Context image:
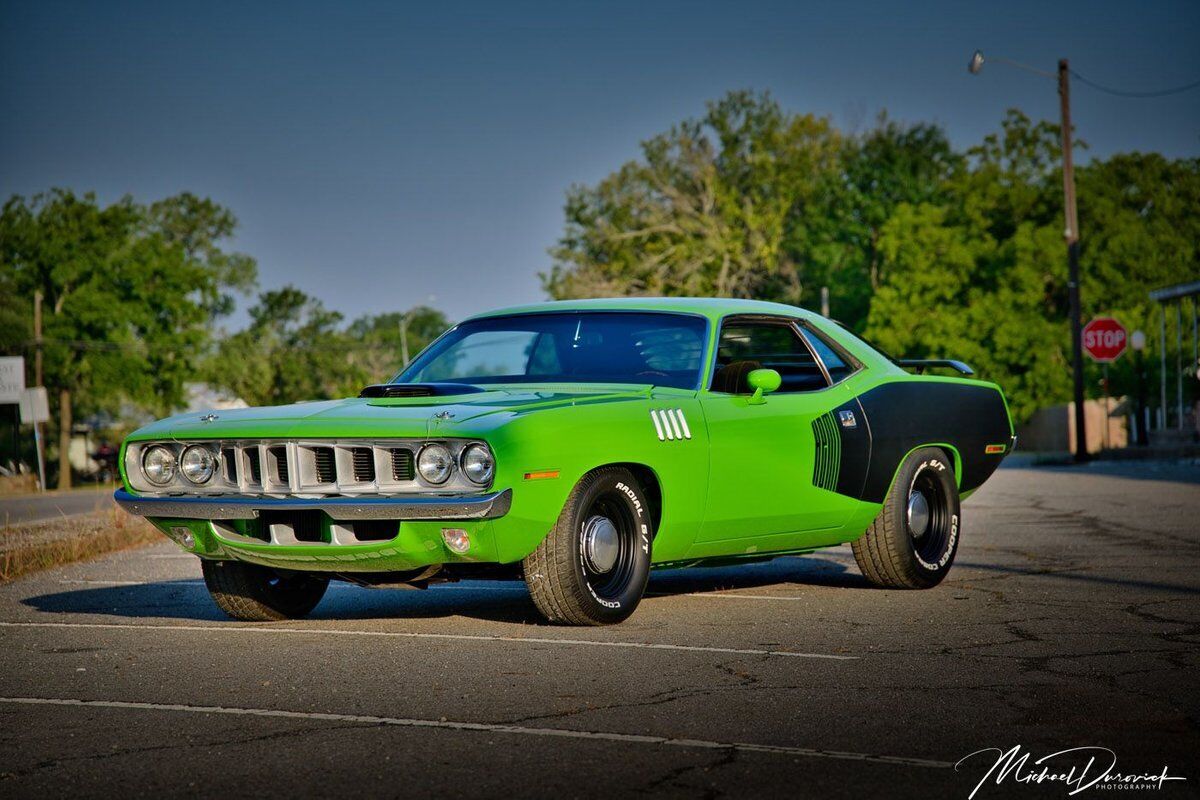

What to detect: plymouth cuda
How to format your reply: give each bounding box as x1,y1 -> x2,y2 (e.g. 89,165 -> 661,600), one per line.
117,298 -> 1013,625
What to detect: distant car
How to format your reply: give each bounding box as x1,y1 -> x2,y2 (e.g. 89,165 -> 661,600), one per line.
117,298 -> 1013,625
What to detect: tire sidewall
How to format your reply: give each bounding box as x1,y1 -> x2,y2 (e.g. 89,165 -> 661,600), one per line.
569,468 -> 653,623
894,449 -> 960,586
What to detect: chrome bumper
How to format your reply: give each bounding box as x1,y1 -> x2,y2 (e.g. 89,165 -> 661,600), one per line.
114,488 -> 512,521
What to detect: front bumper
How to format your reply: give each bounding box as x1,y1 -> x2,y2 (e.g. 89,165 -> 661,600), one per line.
113,488 -> 513,521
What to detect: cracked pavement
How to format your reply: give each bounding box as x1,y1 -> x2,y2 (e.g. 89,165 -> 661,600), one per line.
0,461 -> 1197,798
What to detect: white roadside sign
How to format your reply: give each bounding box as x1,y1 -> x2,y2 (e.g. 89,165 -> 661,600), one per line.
19,387 -> 50,424
0,356 -> 25,403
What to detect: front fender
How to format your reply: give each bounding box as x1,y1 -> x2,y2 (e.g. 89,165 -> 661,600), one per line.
484,390 -> 708,563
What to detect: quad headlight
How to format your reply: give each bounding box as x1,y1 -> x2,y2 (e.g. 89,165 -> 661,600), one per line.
459,443 -> 495,485
141,445 -> 177,486
417,443 -> 454,484
180,445 -> 217,484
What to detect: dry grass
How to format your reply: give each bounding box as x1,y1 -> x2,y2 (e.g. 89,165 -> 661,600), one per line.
0,474 -> 38,495
0,507 -> 162,582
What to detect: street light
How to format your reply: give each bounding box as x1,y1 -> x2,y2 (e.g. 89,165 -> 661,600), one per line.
968,50 -> 1088,462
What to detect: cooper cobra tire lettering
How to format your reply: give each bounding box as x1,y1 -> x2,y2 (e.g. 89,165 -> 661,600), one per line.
851,447 -> 961,589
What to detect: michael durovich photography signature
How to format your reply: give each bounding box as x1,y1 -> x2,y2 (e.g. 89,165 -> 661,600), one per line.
956,746 -> 1186,797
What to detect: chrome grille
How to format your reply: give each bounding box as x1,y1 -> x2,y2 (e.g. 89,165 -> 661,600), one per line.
313,447 -> 336,483
391,448 -> 414,481
221,448 -> 238,482
351,447 -> 375,482
245,448 -> 262,484
124,438 -> 491,497
269,446 -> 289,485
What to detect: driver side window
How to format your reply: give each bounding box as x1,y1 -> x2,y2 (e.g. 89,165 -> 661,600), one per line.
710,320 -> 829,393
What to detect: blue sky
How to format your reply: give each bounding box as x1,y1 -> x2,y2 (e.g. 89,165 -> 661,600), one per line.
2,0 -> 1198,328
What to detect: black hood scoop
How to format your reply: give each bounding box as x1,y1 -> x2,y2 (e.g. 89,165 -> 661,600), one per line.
358,382 -> 483,399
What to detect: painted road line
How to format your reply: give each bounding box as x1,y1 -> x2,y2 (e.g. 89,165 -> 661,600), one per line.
0,697 -> 949,768
59,579 -> 184,586
0,621 -> 857,660
660,592 -> 812,602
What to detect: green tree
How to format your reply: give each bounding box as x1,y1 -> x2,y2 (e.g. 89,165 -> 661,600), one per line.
804,115 -> 964,328
863,111 -> 1071,423
549,96 -> 1199,425
344,306 -> 451,384
0,189 -> 255,487
544,91 -> 842,305
207,287 -> 368,406
207,296 -> 452,405
864,112 -> 1199,423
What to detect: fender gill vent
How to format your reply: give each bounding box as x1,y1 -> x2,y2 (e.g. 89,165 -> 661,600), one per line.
269,446 -> 289,484
352,447 -> 375,482
811,411 -> 842,492
649,408 -> 692,441
313,447 -> 336,484
391,448 -> 414,481
244,448 -> 261,484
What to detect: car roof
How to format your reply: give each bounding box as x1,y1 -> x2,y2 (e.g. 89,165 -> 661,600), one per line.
466,297 -> 818,323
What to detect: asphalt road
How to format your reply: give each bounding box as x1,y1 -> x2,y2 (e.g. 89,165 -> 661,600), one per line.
0,486 -> 115,526
0,462 -> 1197,798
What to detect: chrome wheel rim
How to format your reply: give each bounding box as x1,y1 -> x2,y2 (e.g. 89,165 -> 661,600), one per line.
907,466 -> 951,568
907,490 -> 930,539
581,515 -> 620,574
578,489 -> 639,600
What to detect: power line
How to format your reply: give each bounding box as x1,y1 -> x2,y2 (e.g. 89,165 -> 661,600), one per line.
1069,69 -> 1200,98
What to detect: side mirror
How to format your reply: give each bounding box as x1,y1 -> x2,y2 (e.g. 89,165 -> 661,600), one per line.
746,368 -> 781,405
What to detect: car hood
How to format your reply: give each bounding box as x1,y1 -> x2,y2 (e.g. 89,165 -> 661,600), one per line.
127,384 -> 661,441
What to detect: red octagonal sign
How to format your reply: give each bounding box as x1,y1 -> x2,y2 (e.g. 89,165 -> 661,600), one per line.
1082,317 -> 1128,363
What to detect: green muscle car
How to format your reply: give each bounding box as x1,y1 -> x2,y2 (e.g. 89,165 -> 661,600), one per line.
116,298 -> 1014,625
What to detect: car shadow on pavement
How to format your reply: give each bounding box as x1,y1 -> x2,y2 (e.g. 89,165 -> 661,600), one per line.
20,555 -> 869,624
647,554 -> 869,596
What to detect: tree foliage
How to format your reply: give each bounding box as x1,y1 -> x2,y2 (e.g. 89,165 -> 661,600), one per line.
204,289 -> 450,406
545,91 -> 842,305
547,94 -> 1199,423
0,189 -> 257,485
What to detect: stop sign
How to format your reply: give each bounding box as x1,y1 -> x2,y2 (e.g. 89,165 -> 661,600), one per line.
1082,317 -> 1128,363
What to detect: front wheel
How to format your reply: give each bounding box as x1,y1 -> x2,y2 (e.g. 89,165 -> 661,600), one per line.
852,447 -> 961,589
523,466 -> 653,625
201,560 -> 329,621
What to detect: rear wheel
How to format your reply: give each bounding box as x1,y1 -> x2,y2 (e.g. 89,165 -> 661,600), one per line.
201,560 -> 329,621
523,466 -> 653,625
852,447 -> 960,589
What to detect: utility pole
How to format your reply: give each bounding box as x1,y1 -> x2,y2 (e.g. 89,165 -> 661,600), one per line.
33,291 -> 43,387
399,315 -> 410,367
33,291 -> 46,491
1059,59 -> 1089,462
969,51 -> 1090,459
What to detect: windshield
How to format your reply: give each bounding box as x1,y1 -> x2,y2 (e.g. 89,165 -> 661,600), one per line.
393,312 -> 708,390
